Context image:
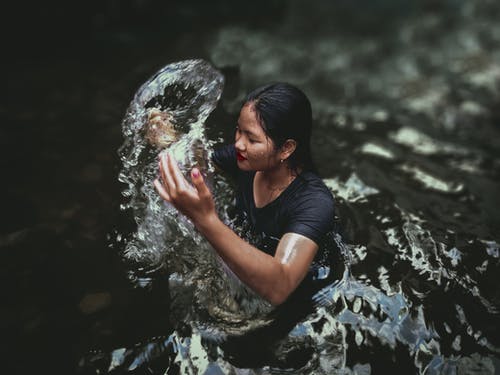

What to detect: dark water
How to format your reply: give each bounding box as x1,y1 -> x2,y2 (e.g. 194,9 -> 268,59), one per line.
4,1 -> 500,374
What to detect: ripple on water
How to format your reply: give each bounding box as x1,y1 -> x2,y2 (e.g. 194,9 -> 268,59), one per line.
399,163 -> 465,194
389,126 -> 469,157
324,173 -> 380,203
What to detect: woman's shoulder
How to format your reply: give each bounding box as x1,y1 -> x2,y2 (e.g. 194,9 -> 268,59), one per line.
281,171 -> 336,245
294,171 -> 335,203
284,171 -> 335,219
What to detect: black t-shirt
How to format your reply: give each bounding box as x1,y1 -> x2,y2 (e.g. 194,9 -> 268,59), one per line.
211,144 -> 340,273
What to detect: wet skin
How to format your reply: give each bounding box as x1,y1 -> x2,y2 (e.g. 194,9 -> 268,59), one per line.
235,104 -> 300,208
234,103 -> 279,172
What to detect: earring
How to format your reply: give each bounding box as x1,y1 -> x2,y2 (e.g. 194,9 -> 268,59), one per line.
280,159 -> 284,163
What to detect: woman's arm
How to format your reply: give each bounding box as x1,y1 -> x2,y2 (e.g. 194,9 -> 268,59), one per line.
153,152 -> 318,305
198,218 -> 318,305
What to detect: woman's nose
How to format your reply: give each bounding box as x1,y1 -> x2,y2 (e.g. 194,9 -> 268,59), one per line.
235,135 -> 245,151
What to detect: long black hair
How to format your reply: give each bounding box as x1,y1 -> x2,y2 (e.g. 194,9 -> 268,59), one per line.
244,82 -> 317,173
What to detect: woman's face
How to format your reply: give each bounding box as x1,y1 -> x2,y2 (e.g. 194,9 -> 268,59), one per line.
234,103 -> 280,171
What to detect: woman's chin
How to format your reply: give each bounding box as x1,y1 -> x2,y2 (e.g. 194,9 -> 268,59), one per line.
237,159 -> 251,170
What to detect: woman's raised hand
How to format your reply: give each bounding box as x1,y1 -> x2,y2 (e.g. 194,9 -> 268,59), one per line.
153,152 -> 217,228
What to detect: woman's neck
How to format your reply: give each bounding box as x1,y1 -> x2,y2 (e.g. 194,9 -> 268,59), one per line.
254,164 -> 302,208
259,164 -> 298,191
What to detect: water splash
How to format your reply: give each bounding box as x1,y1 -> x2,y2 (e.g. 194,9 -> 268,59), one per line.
115,58 -> 272,329
117,59 -> 224,270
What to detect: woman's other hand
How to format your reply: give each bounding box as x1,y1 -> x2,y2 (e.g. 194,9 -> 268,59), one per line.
153,152 -> 217,227
145,108 -> 177,148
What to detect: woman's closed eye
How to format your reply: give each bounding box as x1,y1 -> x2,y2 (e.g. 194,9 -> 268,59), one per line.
236,126 -> 258,144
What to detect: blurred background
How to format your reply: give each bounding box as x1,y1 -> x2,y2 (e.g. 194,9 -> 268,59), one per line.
3,1 -> 500,374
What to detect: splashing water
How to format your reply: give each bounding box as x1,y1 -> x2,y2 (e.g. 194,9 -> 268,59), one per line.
117,59 -> 224,271
116,59 -> 272,324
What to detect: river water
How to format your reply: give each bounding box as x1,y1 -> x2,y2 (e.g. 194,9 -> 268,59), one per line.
4,1 -> 500,374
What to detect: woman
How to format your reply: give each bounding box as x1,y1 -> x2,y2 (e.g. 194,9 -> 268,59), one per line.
154,82 -> 338,307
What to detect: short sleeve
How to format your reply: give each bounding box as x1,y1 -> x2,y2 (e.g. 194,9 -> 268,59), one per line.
211,144 -> 238,178
284,187 -> 335,246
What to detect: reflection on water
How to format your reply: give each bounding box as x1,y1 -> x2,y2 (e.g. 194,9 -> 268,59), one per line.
77,2 -> 500,374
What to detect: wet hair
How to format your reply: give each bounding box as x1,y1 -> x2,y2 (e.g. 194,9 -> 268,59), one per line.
244,82 -> 317,173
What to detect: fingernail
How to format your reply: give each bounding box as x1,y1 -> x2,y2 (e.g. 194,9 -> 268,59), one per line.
192,168 -> 200,178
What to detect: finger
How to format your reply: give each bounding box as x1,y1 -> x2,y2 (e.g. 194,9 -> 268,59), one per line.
160,153 -> 177,190
191,168 -> 211,197
153,178 -> 171,202
158,155 -> 167,186
167,153 -> 189,190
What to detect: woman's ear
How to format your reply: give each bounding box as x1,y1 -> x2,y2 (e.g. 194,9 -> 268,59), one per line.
281,139 -> 297,160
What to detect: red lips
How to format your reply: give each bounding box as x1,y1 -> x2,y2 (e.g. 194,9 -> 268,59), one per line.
237,152 -> 247,161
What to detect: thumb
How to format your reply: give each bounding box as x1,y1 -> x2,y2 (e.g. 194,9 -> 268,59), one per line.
191,168 -> 210,196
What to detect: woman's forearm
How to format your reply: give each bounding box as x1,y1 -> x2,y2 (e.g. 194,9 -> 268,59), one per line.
194,214 -> 292,305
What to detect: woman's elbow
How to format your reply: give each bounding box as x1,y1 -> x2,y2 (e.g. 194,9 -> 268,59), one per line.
265,289 -> 292,306
264,267 -> 300,305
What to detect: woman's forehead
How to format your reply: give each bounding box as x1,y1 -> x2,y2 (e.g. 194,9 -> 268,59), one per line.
238,105 -> 265,135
